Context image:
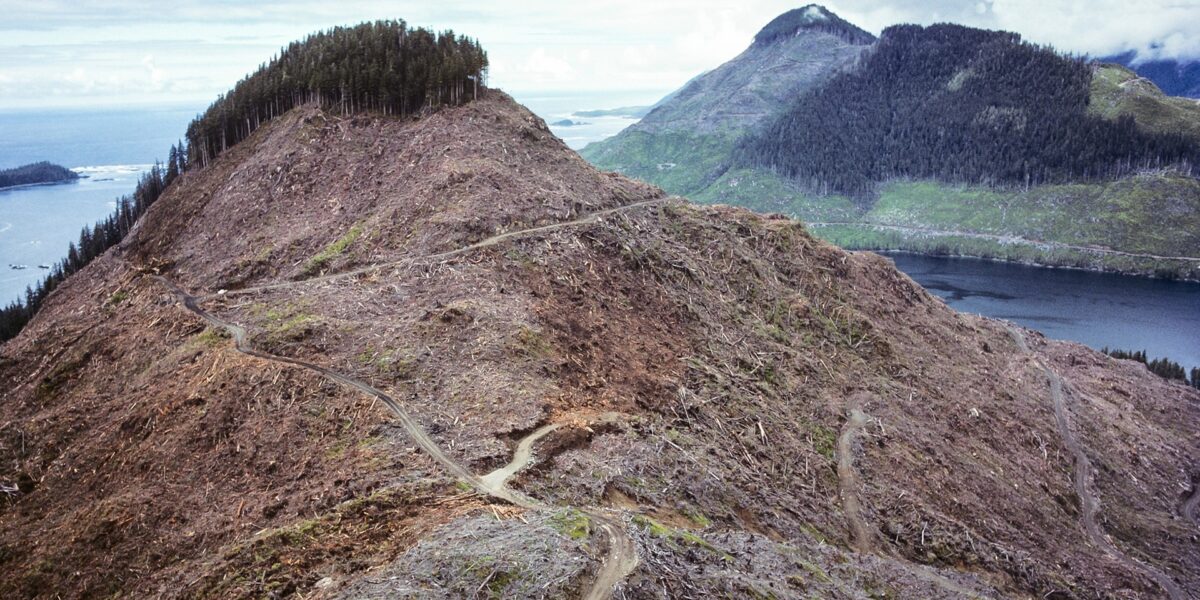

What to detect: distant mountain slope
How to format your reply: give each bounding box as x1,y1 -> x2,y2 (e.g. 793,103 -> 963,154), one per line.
582,10 -> 1200,279
580,4 -> 873,195
1102,51 -> 1200,98
1089,63 -> 1200,140
738,24 -> 1199,196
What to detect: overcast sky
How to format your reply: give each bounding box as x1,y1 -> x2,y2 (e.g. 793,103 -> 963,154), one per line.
0,0 -> 1197,110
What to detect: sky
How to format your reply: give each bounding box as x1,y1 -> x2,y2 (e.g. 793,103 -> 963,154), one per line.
0,0 -> 1197,110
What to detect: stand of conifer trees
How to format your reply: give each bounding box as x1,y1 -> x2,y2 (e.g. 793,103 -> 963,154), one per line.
1103,348 -> 1200,388
0,20 -> 487,342
738,24 -> 1199,197
185,20 -> 487,168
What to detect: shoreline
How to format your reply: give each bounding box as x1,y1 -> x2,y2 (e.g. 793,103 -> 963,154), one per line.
810,223 -> 1200,283
862,248 -> 1200,284
0,176 -> 83,194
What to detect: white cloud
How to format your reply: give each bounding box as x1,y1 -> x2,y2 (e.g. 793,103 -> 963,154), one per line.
0,0 -> 1197,109
514,47 -> 575,83
828,0 -> 1200,59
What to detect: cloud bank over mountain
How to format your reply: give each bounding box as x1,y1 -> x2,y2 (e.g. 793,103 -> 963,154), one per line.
0,0 -> 1195,109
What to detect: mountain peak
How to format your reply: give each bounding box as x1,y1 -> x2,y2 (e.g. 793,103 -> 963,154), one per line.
753,4 -> 876,47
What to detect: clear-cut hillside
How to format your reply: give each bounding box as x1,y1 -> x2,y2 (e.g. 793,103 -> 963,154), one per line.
0,89 -> 1197,600
580,5 -> 873,196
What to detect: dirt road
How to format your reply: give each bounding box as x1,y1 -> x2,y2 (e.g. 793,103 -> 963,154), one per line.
1006,325 -> 1185,600
480,423 -> 562,490
1184,484 -> 1200,528
211,198 -> 671,301
480,415 -> 638,600
156,275 -> 638,598
835,401 -> 993,598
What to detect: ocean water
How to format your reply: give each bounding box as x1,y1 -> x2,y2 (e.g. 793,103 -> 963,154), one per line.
0,93 -> 649,306
0,106 -> 198,169
0,106 -> 199,306
0,166 -> 154,304
509,89 -> 662,150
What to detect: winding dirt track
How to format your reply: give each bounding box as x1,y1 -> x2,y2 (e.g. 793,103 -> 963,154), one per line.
483,416 -> 635,600
153,200 -> 670,596
836,408 -> 874,553
155,273 -> 638,598
836,405 -> 991,598
480,423 -> 562,490
209,198 -> 670,301
1006,325 -> 1185,600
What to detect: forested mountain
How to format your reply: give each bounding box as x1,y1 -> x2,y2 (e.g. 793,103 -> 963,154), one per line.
0,161 -> 78,189
580,5 -> 872,195
738,24 -> 1200,196
581,8 -> 1200,279
0,20 -> 487,342
1102,51 -> 1200,98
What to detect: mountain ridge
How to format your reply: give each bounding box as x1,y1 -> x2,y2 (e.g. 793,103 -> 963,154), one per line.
1,20 -> 1198,600
1101,51 -> 1200,99
580,5 -> 872,196
582,11 -> 1200,279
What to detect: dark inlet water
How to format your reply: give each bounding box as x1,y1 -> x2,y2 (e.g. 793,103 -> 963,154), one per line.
885,253 -> 1200,370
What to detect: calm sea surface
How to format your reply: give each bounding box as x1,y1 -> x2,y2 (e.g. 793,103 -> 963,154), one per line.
0,105 -> 199,305
885,253 -> 1200,370
511,89 -> 662,150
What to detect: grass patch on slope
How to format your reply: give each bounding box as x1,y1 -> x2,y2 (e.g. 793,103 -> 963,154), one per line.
692,167 -> 860,222
303,223 -> 363,276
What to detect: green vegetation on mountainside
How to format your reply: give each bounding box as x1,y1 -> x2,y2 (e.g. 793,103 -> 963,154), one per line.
813,223 -> 1200,279
677,165 -> 1200,278
690,167 -> 859,222
582,13 -> 1200,279
581,5 -> 872,196
860,175 -> 1200,257
1089,64 -> 1200,141
581,130 -> 736,196
808,173 -> 1200,279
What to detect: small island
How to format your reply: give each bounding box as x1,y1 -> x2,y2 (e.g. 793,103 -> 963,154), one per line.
573,105 -> 651,118
550,118 -> 590,127
0,161 -> 80,191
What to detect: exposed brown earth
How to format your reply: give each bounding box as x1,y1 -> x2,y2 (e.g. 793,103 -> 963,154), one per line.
1,91 -> 1197,599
